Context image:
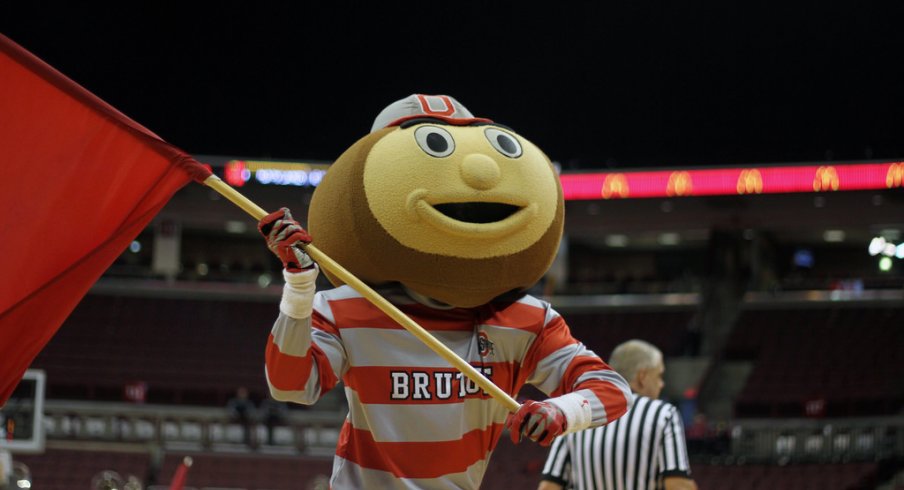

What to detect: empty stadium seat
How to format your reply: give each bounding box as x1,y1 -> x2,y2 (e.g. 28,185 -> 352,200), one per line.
728,306 -> 904,417
692,462 -> 879,490
31,294 -> 279,406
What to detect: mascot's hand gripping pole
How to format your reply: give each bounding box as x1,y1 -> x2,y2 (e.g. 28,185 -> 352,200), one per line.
203,174 -> 521,412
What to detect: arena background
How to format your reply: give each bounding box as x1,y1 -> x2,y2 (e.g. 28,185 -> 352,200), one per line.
1,3 -> 903,489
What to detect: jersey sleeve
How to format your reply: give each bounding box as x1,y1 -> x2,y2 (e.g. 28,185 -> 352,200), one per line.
264,267 -> 347,405
657,405 -> 692,478
540,434 -> 572,486
523,307 -> 632,429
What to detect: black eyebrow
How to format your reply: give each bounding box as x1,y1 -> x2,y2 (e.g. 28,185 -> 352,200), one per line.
485,122 -> 514,132
398,118 -> 513,132
399,117 -> 451,128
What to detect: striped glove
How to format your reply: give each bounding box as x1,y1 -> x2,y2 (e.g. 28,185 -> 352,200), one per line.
258,208 -> 314,273
506,400 -> 567,446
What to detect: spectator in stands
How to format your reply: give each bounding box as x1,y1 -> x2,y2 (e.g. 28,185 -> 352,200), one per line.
225,386 -> 255,447
539,339 -> 697,490
685,413 -> 709,454
259,396 -> 289,445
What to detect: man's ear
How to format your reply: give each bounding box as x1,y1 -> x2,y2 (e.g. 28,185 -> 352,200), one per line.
632,368 -> 648,392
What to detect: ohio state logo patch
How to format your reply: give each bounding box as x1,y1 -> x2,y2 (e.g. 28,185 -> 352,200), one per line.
477,331 -> 495,357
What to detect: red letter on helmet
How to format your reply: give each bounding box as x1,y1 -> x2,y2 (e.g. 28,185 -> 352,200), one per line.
416,94 -> 457,117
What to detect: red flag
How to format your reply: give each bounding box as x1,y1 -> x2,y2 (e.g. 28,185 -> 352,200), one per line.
169,456 -> 193,490
0,34 -> 212,404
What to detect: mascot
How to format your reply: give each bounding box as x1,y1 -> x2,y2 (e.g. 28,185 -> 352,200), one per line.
258,94 -> 631,489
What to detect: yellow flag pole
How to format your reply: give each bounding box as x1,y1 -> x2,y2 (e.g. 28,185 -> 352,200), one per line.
203,174 -> 521,412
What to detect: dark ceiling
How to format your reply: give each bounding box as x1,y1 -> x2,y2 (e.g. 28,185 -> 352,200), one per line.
4,3 -> 904,171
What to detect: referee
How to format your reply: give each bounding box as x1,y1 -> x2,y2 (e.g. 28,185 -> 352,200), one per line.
539,340 -> 697,490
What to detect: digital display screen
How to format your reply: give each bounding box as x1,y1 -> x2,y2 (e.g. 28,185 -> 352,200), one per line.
559,162 -> 904,200
793,248 -> 815,268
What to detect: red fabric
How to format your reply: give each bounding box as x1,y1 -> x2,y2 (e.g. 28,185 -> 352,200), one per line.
336,421 -> 505,478
0,34 -> 212,404
168,460 -> 191,490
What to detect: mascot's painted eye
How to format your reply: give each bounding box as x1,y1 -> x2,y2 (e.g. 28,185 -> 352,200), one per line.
414,125 -> 455,158
484,127 -> 522,158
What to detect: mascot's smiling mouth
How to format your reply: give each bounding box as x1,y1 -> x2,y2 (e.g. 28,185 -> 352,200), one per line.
432,202 -> 521,223
406,189 -> 537,239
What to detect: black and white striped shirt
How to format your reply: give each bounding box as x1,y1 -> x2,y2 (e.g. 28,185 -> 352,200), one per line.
541,395 -> 691,490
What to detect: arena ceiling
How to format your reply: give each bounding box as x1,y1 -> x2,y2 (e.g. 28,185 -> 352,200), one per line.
3,3 -> 904,172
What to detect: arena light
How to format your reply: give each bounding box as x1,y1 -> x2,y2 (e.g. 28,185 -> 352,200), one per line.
658,232 -> 681,246
257,273 -> 272,288
879,257 -> 893,272
605,234 -> 629,247
560,161 -> 904,200
195,263 -> 209,276
223,160 -> 330,187
224,220 -> 248,234
869,236 -> 904,259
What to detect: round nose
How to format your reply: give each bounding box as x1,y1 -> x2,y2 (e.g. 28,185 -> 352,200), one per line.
460,154 -> 501,190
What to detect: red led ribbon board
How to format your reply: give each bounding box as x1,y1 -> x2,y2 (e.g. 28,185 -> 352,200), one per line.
560,162 -> 904,200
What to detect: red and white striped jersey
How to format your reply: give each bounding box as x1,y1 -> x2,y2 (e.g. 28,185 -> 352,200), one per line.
265,282 -> 631,489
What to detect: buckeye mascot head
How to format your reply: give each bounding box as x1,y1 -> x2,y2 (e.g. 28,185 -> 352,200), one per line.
308,94 -> 564,308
